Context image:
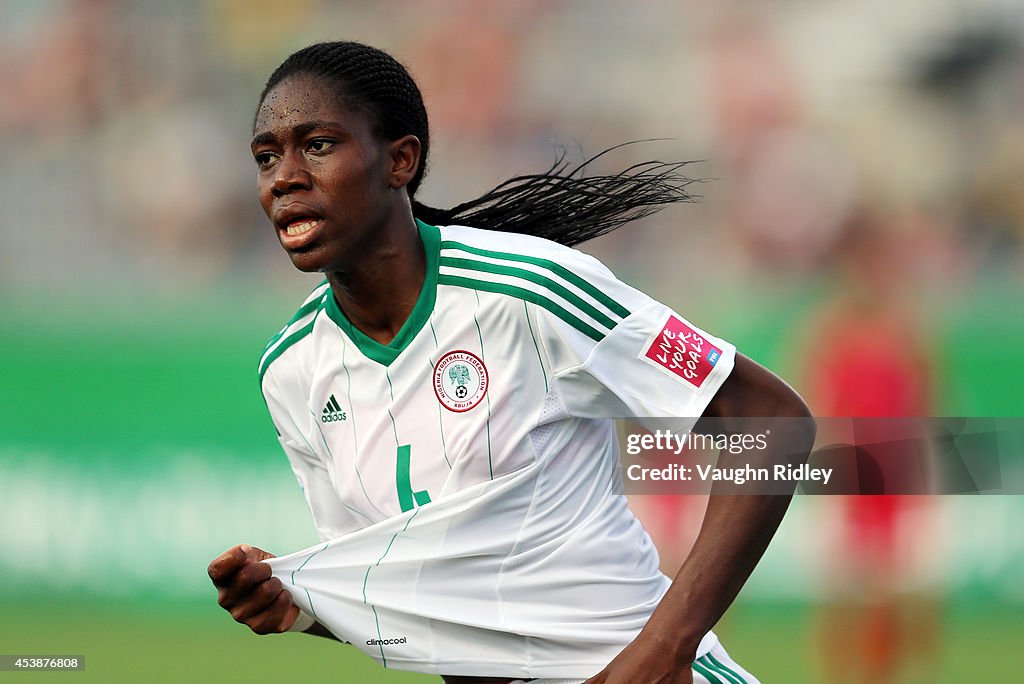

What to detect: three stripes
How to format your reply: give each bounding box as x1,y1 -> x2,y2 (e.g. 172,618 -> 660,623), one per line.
438,239 -> 629,342
693,651 -> 751,684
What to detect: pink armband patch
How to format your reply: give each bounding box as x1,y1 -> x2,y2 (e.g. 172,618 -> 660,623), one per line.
642,315 -> 722,388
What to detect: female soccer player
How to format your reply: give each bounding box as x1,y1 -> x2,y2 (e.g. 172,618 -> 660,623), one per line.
208,41 -> 815,684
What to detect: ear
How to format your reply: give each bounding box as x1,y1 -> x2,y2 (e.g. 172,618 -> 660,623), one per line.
387,135 -> 422,190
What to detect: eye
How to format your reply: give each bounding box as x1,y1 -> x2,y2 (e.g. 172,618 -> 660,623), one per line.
306,139 -> 335,155
254,151 -> 279,168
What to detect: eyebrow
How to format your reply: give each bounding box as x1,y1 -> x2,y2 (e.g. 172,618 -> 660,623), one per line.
250,120 -> 349,148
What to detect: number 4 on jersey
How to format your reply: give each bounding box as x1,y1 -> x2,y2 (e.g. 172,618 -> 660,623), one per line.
396,445 -> 431,512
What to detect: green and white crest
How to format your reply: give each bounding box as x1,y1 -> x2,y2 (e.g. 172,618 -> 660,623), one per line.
434,351 -> 488,412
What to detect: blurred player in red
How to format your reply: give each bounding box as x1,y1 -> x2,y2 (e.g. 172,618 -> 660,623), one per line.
804,210 -> 943,684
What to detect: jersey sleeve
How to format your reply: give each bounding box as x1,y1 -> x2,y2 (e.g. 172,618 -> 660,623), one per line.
534,248 -> 735,426
261,366 -> 357,541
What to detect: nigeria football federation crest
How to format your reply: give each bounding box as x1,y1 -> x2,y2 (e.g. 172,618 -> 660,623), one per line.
433,350 -> 488,412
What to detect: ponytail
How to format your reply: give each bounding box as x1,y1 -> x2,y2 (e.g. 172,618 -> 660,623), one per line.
411,143 -> 700,247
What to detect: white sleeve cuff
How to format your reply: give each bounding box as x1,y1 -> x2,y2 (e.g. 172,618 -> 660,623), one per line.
286,608 -> 317,633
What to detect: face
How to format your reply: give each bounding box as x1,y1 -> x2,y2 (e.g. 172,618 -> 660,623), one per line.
252,73 -> 400,273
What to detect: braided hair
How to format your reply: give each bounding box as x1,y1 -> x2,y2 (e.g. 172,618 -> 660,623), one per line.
259,41 -> 698,247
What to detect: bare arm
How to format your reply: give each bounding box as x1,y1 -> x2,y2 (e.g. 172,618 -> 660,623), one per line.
586,353 -> 816,683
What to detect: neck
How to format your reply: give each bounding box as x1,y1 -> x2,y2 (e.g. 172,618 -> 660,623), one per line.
327,214 -> 424,346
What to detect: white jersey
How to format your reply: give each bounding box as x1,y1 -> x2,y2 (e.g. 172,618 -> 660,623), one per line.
260,221 -> 736,677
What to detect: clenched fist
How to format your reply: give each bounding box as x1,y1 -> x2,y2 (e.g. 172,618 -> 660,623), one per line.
208,544 -> 300,634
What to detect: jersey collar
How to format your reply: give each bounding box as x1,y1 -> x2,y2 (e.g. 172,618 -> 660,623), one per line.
323,220 -> 440,366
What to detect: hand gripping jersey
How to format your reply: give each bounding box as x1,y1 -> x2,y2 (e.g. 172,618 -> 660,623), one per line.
260,222 -> 736,678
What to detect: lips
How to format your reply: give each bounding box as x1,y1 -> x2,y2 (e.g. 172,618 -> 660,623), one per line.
274,205 -> 325,249
278,218 -> 325,250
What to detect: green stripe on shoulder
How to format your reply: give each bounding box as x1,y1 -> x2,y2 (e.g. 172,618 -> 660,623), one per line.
258,315 -> 318,384
440,239 -> 630,319
261,280 -> 329,355
258,281 -> 329,384
439,255 -> 617,331
439,273 -> 604,342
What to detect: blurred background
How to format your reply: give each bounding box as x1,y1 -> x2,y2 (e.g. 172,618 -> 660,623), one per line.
1,0 -> 1023,682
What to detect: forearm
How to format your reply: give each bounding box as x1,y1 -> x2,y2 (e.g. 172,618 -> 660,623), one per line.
641,354 -> 816,660
643,490 -> 797,657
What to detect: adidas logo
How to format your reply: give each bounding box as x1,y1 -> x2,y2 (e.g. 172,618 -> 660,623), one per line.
321,394 -> 347,423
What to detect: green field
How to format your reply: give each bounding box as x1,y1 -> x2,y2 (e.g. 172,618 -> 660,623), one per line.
2,599 -> 1022,683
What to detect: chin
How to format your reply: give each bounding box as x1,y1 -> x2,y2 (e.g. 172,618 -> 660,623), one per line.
287,250 -> 332,273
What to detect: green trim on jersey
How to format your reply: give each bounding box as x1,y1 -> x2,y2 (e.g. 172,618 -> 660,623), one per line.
363,508 -> 422,667
438,274 -> 605,341
324,220 -> 441,366
702,653 -> 748,684
427,320 -> 453,469
439,255 -> 618,331
290,542 -> 329,622
259,318 -> 318,384
439,239 -> 631,319
472,290 -> 493,479
258,281 -> 330,384
692,660 -> 725,684
341,338 -> 388,519
259,312 -> 328,385
523,300 -> 548,392
261,281 -> 327,354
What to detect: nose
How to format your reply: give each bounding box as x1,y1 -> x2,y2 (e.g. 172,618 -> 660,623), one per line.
271,152 -> 312,197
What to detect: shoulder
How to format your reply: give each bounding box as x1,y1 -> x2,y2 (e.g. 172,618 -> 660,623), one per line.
437,224 -> 640,342
258,279 -> 331,387
437,224 -> 631,304
438,224 -> 603,269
